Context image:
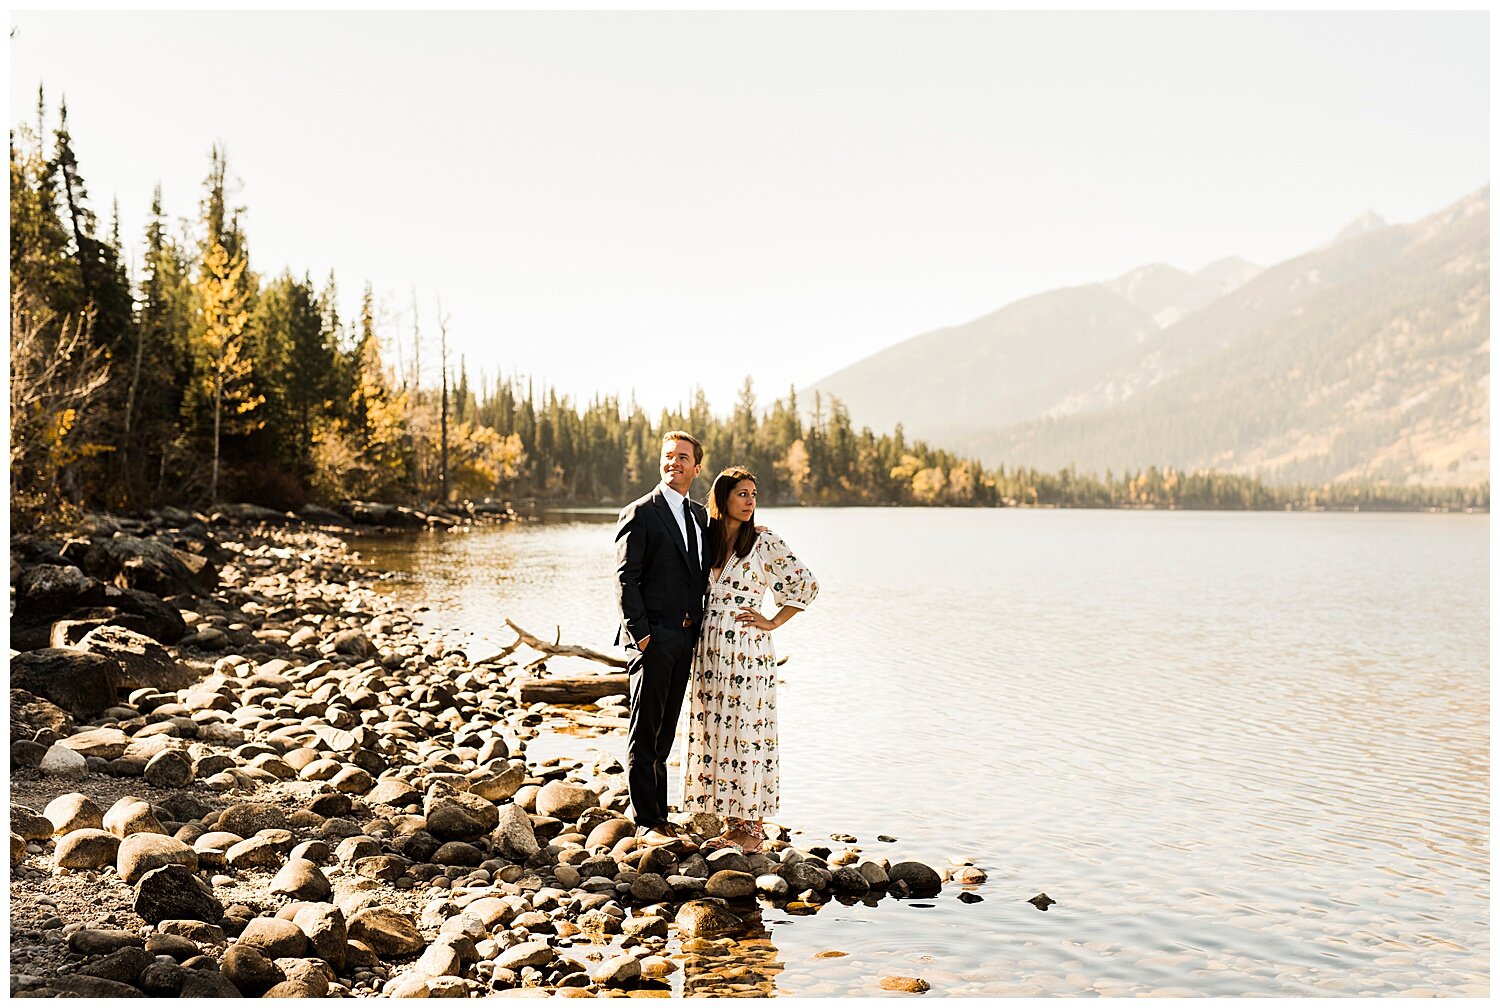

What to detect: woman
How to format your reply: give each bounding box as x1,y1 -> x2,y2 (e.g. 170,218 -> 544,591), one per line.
684,466 -> 818,853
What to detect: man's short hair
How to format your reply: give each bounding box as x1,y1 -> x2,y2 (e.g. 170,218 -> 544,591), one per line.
661,430 -> 703,465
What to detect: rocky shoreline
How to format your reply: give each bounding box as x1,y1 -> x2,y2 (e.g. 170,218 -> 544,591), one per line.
9,508 -> 973,998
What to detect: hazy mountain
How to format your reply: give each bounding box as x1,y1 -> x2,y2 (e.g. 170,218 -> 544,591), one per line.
809,284 -> 1159,435
1104,256 -> 1263,328
968,189 -> 1489,485
1324,208 -> 1389,248
811,188 -> 1488,487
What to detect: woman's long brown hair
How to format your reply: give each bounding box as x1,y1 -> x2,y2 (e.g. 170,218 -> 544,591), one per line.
707,467 -> 760,571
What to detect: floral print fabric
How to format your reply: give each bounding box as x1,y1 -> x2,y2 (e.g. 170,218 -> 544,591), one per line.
684,530 -> 818,820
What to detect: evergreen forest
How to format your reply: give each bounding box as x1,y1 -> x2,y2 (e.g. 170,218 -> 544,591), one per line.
10,97 -> 1488,532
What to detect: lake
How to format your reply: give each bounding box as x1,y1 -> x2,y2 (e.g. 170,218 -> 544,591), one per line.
356,507 -> 1488,997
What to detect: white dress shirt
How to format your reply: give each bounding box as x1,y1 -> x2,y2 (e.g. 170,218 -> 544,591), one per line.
660,482 -> 702,566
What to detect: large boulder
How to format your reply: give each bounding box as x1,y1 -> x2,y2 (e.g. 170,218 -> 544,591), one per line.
12,564 -> 107,613
63,534 -> 213,596
77,625 -> 196,690
9,649 -> 121,717
98,584 -> 189,643
9,689 -> 76,742
134,863 -> 224,924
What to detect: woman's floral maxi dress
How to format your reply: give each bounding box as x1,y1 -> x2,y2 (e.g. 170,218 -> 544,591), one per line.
684,530 -> 818,821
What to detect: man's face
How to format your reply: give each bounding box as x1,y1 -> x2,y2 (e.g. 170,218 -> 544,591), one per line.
660,439 -> 702,494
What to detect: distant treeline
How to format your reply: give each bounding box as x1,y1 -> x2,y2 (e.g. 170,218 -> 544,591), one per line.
9,96 -> 1487,532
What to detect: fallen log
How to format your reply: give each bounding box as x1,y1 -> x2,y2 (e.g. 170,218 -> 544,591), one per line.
518,675 -> 629,706
542,706 -> 630,730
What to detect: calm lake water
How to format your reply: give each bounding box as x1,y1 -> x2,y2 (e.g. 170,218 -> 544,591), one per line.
357,508 -> 1488,997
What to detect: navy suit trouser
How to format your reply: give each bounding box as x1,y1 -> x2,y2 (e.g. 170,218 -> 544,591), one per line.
625,622 -> 694,827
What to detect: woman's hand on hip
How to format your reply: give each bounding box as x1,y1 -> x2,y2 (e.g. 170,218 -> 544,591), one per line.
733,609 -> 776,632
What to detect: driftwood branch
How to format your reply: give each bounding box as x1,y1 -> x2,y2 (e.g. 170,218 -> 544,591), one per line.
474,619 -> 628,669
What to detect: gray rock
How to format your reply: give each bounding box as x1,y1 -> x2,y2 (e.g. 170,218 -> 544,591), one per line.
67,928 -> 145,956
779,860 -> 831,892
134,863 -> 225,924
584,818 -> 635,850
630,872 -> 673,903
347,906 -> 424,957
138,960 -> 188,995
857,860 -> 890,888
144,933 -> 201,961
226,835 -> 283,869
238,916 -> 309,959
423,784 -> 498,841
79,945 -> 156,984
117,832 -> 198,884
11,805 -> 53,841
143,750 -> 195,789
705,869 -> 757,899
55,828 -> 121,869
491,801 -> 540,861
39,743 -> 88,779
216,801 -> 287,837
534,781 -> 598,821
756,873 -> 790,897
591,954 -> 642,986
263,957 -> 331,997
179,969 -> 242,997
14,563 -> 107,612
674,899 -> 744,938
32,975 -> 144,998
156,919 -> 227,946
467,762 -> 526,802
11,689 -> 77,747
493,940 -> 555,970
367,777 -> 421,807
889,861 -> 942,896
354,854 -> 411,881
830,866 -> 872,894
12,737 -> 50,768
432,841 -> 484,866
329,765 -> 374,793
413,941 -> 464,979
291,902 -> 347,973
77,625 -> 196,690
103,796 -> 165,837
10,648 -> 120,717
383,973 -> 432,997
270,858 -> 333,901
58,725 -> 132,759
329,629 -> 375,657
221,943 -> 285,994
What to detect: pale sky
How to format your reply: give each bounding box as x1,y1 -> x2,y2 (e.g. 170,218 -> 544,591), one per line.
9,11 -> 1489,417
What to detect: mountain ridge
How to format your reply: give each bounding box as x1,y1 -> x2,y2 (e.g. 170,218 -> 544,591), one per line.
810,188 -> 1489,486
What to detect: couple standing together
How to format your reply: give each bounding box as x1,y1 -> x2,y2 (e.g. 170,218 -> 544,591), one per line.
614,431 -> 818,854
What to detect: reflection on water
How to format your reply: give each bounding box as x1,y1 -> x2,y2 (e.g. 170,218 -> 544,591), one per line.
359,508 -> 1489,997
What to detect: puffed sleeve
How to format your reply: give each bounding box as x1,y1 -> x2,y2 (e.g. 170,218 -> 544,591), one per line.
760,530 -> 818,611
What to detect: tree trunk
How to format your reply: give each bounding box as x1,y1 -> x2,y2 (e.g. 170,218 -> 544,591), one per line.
211,374 -> 222,503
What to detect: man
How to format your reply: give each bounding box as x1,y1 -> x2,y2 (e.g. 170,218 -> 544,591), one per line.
614,431 -> 709,841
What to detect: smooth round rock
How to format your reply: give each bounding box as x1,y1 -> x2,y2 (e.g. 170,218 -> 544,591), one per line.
54,828 -> 121,869
117,832 -> 198,884
270,858 -> 332,901
144,750 -> 195,789
238,916 -> 309,959
44,792 -> 104,835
